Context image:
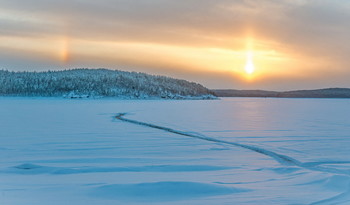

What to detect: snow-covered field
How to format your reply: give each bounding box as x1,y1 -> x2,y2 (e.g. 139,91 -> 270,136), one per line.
1,97 -> 350,205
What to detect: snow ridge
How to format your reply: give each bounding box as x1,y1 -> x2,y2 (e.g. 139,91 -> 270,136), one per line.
6,164 -> 232,175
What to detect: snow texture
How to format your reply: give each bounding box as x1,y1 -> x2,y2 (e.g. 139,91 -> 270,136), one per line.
1,97 -> 350,204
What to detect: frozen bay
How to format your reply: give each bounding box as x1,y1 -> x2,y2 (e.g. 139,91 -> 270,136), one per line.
1,97 -> 350,204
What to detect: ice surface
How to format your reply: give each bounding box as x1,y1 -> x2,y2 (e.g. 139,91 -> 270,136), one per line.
1,97 -> 350,204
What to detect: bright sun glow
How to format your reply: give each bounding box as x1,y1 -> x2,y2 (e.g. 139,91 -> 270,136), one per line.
245,51 -> 255,74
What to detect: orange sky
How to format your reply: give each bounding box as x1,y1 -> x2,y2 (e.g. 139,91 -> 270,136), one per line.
0,0 -> 349,90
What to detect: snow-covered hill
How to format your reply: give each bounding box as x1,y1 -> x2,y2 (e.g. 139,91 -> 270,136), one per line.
0,69 -> 216,99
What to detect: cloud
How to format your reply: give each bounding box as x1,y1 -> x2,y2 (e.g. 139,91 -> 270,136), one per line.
0,0 -> 349,89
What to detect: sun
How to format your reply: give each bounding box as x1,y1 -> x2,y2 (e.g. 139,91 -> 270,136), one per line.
245,58 -> 255,74
244,51 -> 255,75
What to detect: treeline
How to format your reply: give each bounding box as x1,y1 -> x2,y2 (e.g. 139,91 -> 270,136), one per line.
213,88 -> 350,98
0,69 -> 216,99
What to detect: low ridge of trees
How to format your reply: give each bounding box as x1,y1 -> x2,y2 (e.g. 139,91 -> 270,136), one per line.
0,68 -> 216,99
213,88 -> 350,98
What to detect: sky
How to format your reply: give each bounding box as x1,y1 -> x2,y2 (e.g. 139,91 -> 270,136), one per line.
0,0 -> 349,90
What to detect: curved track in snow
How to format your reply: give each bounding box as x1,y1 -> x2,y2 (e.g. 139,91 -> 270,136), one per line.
115,113 -> 350,176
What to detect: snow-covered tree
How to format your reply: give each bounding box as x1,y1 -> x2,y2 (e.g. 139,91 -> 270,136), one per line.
0,69 -> 216,99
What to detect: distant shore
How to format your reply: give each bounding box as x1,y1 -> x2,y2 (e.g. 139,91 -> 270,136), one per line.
212,88 -> 350,98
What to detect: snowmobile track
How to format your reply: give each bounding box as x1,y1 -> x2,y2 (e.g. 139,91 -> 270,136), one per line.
115,113 -> 350,176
